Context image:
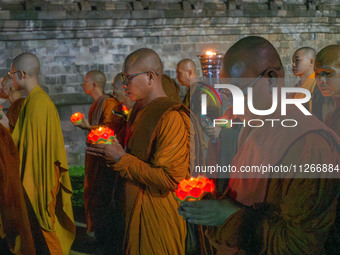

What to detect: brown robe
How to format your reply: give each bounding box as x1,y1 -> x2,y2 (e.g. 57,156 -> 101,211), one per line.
84,94 -> 126,233
206,107 -> 340,254
6,98 -> 25,133
113,97 -> 191,254
162,74 -> 181,103
0,124 -> 35,254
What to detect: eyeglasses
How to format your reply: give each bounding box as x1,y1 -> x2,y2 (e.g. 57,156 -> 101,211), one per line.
219,66 -> 281,105
7,70 -> 25,76
121,71 -> 159,84
241,67 -> 281,94
8,71 -> 21,76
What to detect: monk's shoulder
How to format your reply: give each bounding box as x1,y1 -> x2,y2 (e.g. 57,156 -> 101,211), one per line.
103,97 -> 121,110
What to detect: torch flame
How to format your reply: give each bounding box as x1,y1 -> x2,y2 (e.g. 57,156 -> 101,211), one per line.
205,50 -> 216,56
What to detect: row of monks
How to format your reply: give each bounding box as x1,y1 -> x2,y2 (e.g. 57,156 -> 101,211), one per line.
0,36 -> 339,255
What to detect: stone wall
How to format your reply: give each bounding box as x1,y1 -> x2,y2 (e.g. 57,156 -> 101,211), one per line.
0,0 -> 339,165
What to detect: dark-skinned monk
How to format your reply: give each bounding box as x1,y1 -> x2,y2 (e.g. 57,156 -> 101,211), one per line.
0,124 -> 35,254
315,45 -> 340,254
0,74 -> 25,133
87,48 -> 193,254
291,47 -> 323,119
315,45 -> 340,136
10,52 -> 75,254
178,36 -> 340,254
73,70 -> 126,254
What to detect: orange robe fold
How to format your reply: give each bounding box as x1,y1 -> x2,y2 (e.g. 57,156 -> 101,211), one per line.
0,124 -> 35,255
12,86 -> 75,255
114,97 -> 190,255
206,107 -> 340,254
84,94 -> 126,233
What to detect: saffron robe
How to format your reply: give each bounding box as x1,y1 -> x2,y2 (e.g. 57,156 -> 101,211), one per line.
206,106 -> 340,254
84,94 -> 125,232
12,86 -> 75,254
0,124 -> 35,255
290,73 -> 324,120
114,97 -> 190,255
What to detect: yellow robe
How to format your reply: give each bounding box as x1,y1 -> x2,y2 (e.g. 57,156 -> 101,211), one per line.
12,86 -> 75,254
114,97 -> 190,254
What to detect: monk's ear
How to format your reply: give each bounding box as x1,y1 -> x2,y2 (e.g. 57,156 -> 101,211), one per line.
267,69 -> 278,87
310,58 -> 315,65
148,71 -> 157,83
19,70 -> 25,79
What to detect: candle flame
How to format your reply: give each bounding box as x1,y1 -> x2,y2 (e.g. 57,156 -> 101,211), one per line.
205,50 -> 216,56
98,127 -> 102,131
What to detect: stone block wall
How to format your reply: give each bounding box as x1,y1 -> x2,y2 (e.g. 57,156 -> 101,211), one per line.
0,0 -> 339,165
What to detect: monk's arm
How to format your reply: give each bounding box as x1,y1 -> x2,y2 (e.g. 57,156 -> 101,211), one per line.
114,110 -> 189,191
207,132 -> 339,254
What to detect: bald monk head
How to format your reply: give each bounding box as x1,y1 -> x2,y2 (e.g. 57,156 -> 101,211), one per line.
112,72 -> 134,109
314,45 -> 340,99
0,74 -> 22,104
221,36 -> 284,119
292,47 -> 316,81
176,59 -> 199,88
123,48 -> 166,105
10,52 -> 40,93
82,70 -> 106,100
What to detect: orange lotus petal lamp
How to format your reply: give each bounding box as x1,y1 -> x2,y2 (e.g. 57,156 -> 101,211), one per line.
175,175 -> 215,202
87,126 -> 116,144
122,105 -> 129,116
70,112 -> 84,124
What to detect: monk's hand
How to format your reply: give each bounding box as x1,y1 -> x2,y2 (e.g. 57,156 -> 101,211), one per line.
0,111 -> 9,129
74,118 -> 91,130
178,199 -> 241,226
86,142 -> 126,162
205,125 -> 221,140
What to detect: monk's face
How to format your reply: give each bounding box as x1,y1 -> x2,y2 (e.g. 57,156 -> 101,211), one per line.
292,50 -> 313,77
176,63 -> 190,87
0,80 -> 9,99
221,60 -> 275,119
123,62 -> 151,102
315,55 -> 340,98
82,75 -> 94,95
9,64 -> 23,90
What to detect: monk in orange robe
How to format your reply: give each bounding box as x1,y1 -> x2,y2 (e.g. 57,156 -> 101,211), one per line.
0,74 -> 25,133
179,36 -> 340,254
87,48 -> 191,254
73,70 -> 126,253
10,53 -> 75,255
315,45 -> 340,254
291,47 -> 324,119
0,124 -> 35,255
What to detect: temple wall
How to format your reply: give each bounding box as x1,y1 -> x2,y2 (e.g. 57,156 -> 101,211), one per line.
0,0 -> 339,164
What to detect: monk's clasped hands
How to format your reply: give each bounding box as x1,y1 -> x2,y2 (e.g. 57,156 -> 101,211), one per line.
86,141 -> 126,163
178,199 -> 241,227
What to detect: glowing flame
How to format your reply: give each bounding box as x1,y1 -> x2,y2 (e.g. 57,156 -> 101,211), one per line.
205,50 -> 216,56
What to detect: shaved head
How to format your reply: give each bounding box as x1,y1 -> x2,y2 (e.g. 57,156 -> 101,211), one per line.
124,48 -> 163,75
86,70 -> 106,90
176,58 -> 199,87
316,45 -> 340,68
294,47 -> 316,60
177,59 -> 197,73
223,36 -> 283,78
12,52 -> 40,77
315,45 -> 340,98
